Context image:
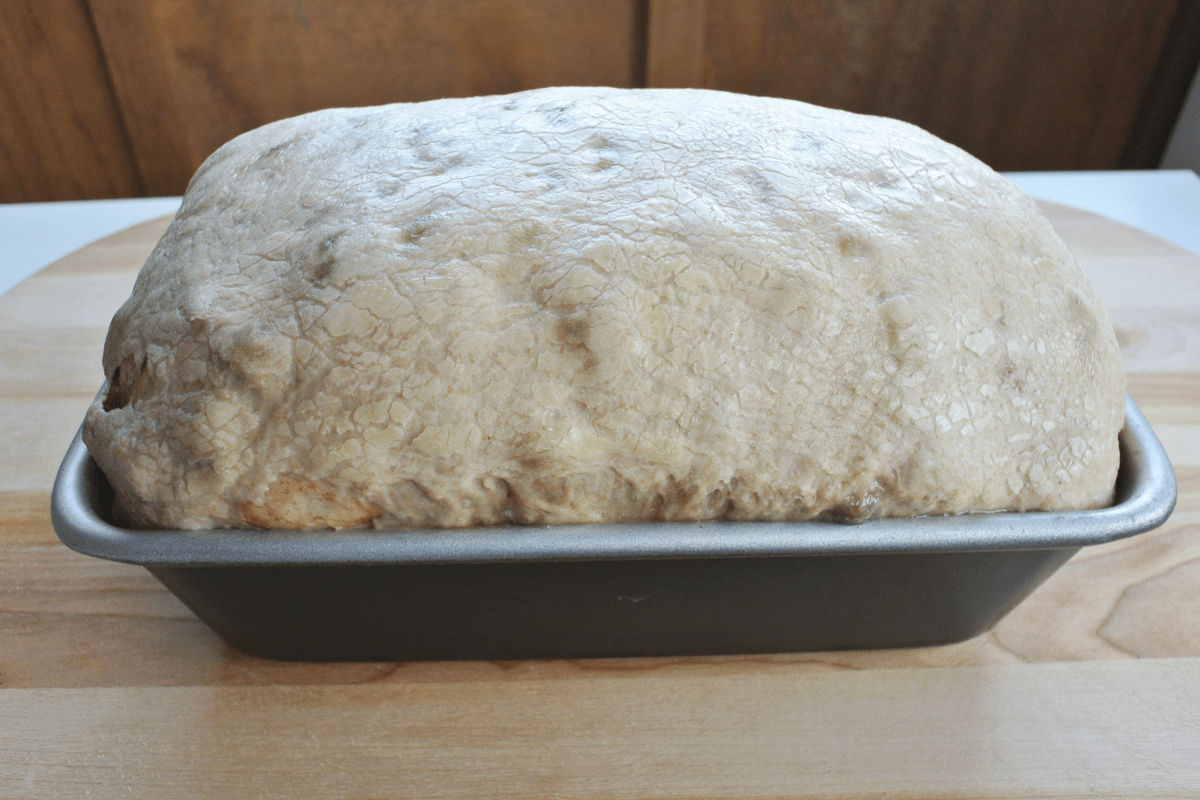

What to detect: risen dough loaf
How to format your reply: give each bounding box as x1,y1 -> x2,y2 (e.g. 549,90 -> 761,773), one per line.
83,87 -> 1126,530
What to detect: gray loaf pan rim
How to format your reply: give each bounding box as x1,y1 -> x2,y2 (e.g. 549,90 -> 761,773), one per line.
52,393 -> 1176,568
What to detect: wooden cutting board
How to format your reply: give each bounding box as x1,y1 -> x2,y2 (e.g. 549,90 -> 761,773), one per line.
1,203 -> 1198,798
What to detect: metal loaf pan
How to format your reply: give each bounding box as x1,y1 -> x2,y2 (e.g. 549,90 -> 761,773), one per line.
51,395 -> 1176,662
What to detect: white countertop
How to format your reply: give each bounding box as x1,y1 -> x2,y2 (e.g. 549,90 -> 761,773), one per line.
1006,169 -> 1200,255
1,170 -> 1197,301
1,196 -> 182,300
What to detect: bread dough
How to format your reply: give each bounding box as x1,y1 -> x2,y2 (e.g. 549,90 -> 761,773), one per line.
82,87 -> 1126,529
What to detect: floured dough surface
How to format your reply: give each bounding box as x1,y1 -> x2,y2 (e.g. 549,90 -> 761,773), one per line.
83,87 -> 1126,530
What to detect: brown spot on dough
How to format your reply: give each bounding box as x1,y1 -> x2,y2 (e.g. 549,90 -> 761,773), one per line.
239,475 -> 379,529
402,221 -> 432,244
540,101 -> 576,124
253,135 -> 309,166
434,153 -> 467,174
837,234 -> 869,257
529,477 -> 569,505
517,453 -> 546,472
307,233 -> 343,283
508,222 -> 546,249
554,315 -> 590,346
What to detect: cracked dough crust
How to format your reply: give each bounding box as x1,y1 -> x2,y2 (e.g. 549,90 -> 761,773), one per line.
82,87 -> 1126,530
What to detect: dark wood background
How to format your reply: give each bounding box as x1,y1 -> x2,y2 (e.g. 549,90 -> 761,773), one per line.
4,0 -> 1199,204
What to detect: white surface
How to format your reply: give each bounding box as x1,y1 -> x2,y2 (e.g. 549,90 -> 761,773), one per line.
1004,170 -> 1200,256
1161,61 -> 1200,175
0,197 -> 181,300
1,171 -> 1198,301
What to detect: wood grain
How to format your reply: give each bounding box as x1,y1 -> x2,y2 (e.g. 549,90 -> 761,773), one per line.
0,216 -> 170,497
2,659 -> 1199,798
0,0 -> 143,203
646,0 -> 708,87
7,0 -> 1199,202
1119,0 -> 1200,168
1,203 -> 1198,795
87,0 -> 647,196
84,0 -> 197,198
0,203 -> 1197,682
647,0 -> 1191,171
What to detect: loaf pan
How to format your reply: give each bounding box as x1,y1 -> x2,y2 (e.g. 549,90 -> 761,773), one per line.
51,394 -> 1176,661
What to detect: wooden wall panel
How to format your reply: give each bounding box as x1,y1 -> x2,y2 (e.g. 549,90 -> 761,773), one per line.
0,0 -> 143,203
646,0 -> 707,88
1122,0 -> 1200,168
4,0 -> 1198,203
648,0 -> 1195,172
88,0 -> 648,197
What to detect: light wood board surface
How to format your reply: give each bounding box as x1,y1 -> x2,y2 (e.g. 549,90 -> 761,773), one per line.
1,203 -> 1198,797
